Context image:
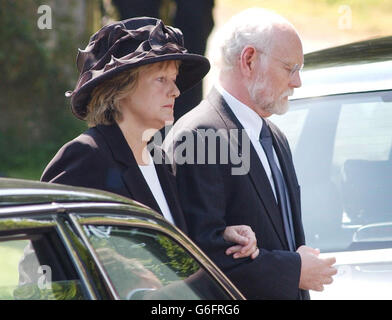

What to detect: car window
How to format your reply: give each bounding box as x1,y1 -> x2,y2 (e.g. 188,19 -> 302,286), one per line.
0,220 -> 85,300
333,99 -> 392,165
270,108 -> 309,151
83,224 -> 231,300
0,239 -> 34,299
271,91 -> 392,253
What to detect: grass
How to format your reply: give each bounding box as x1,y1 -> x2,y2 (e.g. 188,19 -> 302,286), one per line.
0,240 -> 30,288
7,166 -> 43,181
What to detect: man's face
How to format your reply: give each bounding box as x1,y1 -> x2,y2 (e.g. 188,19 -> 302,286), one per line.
247,29 -> 303,117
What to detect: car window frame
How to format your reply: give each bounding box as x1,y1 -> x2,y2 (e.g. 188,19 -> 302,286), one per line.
0,201 -> 245,300
0,204 -> 111,300
0,212 -> 93,300
62,202 -> 245,300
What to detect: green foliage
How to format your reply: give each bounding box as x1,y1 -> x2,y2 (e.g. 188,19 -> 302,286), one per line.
0,240 -> 29,288
157,235 -> 199,278
2,281 -> 85,300
0,0 -> 88,179
88,226 -> 200,289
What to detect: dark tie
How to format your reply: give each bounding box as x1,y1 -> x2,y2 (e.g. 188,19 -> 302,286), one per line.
259,119 -> 296,251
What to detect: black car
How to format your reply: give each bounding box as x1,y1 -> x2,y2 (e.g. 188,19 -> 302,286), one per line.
0,178 -> 244,300
271,36 -> 392,299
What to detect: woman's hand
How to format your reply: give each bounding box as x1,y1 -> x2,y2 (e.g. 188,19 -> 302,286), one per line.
223,225 -> 259,259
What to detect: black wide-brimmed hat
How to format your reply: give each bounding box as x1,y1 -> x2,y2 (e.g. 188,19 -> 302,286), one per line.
66,17 -> 210,120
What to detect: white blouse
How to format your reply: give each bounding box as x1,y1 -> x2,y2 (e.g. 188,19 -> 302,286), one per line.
138,154 -> 176,226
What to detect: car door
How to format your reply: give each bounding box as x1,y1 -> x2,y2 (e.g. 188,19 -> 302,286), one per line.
0,202 -> 243,300
0,210 -> 95,300
271,90 -> 392,299
65,204 -> 244,300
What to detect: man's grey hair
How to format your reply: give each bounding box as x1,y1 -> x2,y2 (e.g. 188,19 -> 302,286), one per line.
217,8 -> 295,71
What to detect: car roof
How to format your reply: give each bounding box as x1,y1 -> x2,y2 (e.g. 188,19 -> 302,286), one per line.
292,36 -> 392,99
0,177 -> 138,208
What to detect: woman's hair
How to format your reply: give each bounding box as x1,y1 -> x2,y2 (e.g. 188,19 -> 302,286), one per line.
85,60 -> 180,127
86,66 -> 141,127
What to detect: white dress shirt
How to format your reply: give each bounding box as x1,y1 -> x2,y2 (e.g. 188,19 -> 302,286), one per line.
216,84 -> 284,202
138,153 -> 176,225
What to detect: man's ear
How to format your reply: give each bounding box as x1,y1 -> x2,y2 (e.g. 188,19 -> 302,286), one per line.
239,46 -> 258,77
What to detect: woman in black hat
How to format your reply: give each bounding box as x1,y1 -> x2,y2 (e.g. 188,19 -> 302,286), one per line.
41,17 -> 258,259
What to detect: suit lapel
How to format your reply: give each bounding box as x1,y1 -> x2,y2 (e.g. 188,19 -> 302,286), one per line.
96,124 -> 162,215
122,168 -> 162,214
154,158 -> 188,234
207,88 -> 289,249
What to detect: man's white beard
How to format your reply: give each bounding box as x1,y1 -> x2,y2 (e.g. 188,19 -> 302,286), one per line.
248,76 -> 293,115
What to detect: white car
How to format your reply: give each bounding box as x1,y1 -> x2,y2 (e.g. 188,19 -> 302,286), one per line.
271,36 -> 392,299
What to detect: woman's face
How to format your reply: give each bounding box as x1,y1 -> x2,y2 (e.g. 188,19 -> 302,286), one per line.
119,60 -> 180,131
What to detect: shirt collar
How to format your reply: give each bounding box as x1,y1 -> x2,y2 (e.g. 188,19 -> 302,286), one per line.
215,83 -> 264,139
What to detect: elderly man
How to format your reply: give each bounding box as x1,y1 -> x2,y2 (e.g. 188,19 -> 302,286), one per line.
164,8 -> 337,299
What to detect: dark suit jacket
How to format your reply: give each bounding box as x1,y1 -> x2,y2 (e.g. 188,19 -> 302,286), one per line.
41,123 -> 188,234
164,88 -> 309,299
